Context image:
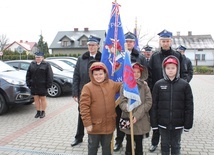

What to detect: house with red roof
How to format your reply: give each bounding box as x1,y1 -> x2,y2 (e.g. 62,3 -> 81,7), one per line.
4,40 -> 38,55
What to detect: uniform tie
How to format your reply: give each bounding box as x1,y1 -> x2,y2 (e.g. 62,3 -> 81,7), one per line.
146,58 -> 149,64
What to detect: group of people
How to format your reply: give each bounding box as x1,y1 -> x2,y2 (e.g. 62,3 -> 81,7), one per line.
70,29 -> 194,155
25,29 -> 194,155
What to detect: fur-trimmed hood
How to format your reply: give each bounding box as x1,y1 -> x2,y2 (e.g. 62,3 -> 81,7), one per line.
162,55 -> 180,81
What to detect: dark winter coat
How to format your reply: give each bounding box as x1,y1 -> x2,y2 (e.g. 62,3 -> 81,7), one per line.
148,47 -> 186,91
183,55 -> 193,83
150,56 -> 194,131
26,60 -> 53,96
72,51 -> 102,100
80,62 -> 122,134
130,48 -> 147,67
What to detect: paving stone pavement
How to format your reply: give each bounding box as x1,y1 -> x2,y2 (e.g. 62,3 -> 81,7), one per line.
0,75 -> 214,155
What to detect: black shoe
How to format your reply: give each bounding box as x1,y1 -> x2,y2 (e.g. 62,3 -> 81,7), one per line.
114,143 -> 122,152
125,152 -> 131,155
34,111 -> 41,118
149,145 -> 157,152
40,111 -> 45,118
71,139 -> 83,147
145,132 -> 150,138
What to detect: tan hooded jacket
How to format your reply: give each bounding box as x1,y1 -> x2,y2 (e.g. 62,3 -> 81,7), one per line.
80,62 -> 122,134
119,62 -> 152,135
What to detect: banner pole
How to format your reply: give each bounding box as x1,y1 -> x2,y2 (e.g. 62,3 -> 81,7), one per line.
130,111 -> 135,155
111,134 -> 114,154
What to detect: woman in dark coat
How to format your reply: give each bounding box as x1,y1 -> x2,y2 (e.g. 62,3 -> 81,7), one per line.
26,51 -> 53,118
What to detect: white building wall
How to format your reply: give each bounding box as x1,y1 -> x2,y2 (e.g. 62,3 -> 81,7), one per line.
185,50 -> 214,66
8,43 -> 20,51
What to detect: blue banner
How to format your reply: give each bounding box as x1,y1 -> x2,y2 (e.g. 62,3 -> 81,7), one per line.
101,2 -> 125,82
123,51 -> 141,112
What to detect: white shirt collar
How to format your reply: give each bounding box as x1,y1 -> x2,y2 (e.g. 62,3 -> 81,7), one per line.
90,54 -> 96,58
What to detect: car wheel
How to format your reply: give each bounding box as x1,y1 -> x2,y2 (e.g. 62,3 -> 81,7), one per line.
0,93 -> 8,115
47,82 -> 62,97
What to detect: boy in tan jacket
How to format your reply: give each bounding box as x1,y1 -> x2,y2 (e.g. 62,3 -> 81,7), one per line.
80,62 -> 122,155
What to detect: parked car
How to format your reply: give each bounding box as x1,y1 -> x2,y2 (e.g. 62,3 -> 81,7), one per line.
50,59 -> 77,68
46,56 -> 78,61
0,61 -> 34,115
45,59 -> 75,72
5,60 -> 73,97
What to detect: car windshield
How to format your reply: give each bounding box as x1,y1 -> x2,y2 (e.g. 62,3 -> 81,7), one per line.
51,64 -> 73,78
51,65 -> 62,73
46,60 -> 74,71
56,59 -> 76,67
46,57 -> 78,61
63,59 -> 76,64
0,61 -> 16,72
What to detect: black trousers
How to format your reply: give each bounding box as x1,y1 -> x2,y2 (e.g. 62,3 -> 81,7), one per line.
126,134 -> 143,155
74,105 -> 84,140
149,107 -> 160,146
115,106 -> 125,144
151,129 -> 160,146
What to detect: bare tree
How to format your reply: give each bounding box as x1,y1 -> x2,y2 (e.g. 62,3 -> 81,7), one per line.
137,27 -> 157,49
145,35 -> 156,46
0,34 -> 9,51
125,23 -> 158,49
137,26 -> 149,40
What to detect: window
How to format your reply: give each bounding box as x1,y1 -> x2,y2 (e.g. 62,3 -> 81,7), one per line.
7,62 -> 19,69
195,54 -> 200,60
20,63 -> 30,70
62,41 -> 68,47
81,40 -> 87,46
202,54 -> 205,61
195,54 -> 205,61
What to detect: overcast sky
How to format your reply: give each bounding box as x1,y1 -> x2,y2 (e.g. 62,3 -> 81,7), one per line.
1,0 -> 213,48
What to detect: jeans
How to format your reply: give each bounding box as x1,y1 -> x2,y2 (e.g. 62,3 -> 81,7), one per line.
88,133 -> 113,155
159,128 -> 183,155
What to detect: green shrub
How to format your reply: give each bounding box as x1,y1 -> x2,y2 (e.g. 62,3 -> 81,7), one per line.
1,51 -> 79,61
194,66 -> 214,74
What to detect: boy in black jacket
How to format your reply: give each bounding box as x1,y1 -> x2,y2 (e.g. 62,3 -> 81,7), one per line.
150,55 -> 194,155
